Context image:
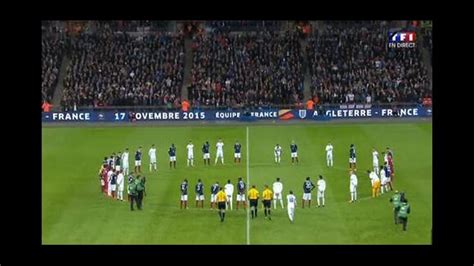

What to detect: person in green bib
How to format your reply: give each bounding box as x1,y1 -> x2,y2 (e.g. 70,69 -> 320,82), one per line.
135,175 -> 145,210
128,177 -> 138,211
389,191 -> 402,224
398,200 -> 411,231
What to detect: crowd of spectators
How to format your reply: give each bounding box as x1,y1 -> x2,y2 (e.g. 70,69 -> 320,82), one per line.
41,32 -> 66,102
205,21 -> 282,33
42,21 -> 432,111
61,31 -> 185,110
307,21 -> 431,105
189,31 -> 304,108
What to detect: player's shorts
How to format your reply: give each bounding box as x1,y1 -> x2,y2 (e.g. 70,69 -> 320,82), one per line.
291,152 -> 297,158
216,150 -> 224,158
135,160 -> 141,166
170,156 -> 176,162
317,190 -> 325,198
115,165 -> 121,171
373,161 -> 379,168
181,194 -> 188,201
150,157 -> 157,164
111,184 -> 116,191
350,185 -> 357,193
303,193 -> 311,201
210,194 -> 217,203
226,194 -> 233,201
381,177 -> 388,185
187,154 -> 194,160
263,200 -> 271,208
118,185 -> 124,192
234,153 -> 241,159
203,153 -> 210,159
195,194 -> 204,201
218,202 -> 226,210
327,153 -> 333,160
273,192 -> 282,200
249,199 -> 258,208
349,158 -> 356,163
100,179 -> 105,186
373,180 -> 381,189
122,163 -> 129,169
236,194 -> 246,201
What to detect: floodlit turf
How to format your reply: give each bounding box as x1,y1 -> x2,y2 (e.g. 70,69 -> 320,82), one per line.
42,122 -> 432,244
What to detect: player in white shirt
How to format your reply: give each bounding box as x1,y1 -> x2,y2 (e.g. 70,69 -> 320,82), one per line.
224,179 -> 234,210
349,171 -> 358,203
121,148 -> 130,175
379,165 -> 390,194
107,168 -> 114,197
368,169 -> 381,198
274,144 -> 282,164
372,148 -> 379,175
116,170 -> 125,201
215,138 -> 224,165
148,144 -> 157,172
316,175 -> 326,207
186,141 -> 194,167
272,177 -> 284,209
286,190 -> 297,223
325,142 -> 334,167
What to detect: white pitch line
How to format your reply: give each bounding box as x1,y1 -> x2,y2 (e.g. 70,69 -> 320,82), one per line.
246,126 -> 250,245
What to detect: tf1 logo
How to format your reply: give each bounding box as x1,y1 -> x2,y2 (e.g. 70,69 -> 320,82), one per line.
388,31 -> 416,48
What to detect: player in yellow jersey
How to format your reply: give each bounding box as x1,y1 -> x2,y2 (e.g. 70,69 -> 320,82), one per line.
216,187 -> 227,222
262,185 -> 273,220
248,185 -> 260,219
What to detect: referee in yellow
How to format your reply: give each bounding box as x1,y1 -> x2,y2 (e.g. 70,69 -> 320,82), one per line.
248,185 -> 260,219
216,187 -> 227,222
262,185 -> 273,220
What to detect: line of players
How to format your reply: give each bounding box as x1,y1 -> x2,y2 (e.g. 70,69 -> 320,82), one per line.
179,175 -> 330,223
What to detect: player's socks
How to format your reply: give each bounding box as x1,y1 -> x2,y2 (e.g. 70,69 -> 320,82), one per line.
322,198 -> 325,206
273,200 -> 276,209
264,209 -> 267,217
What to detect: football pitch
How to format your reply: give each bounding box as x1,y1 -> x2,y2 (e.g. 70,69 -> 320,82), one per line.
42,121 -> 432,244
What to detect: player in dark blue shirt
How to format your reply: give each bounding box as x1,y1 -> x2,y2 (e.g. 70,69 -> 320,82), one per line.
290,141 -> 299,165
236,177 -> 247,210
115,152 -> 122,171
234,141 -> 242,164
180,179 -> 188,209
202,141 -> 210,166
302,176 -> 315,208
168,144 -> 177,169
210,181 -> 220,209
135,147 -> 142,173
195,179 -> 204,208
349,144 -> 356,170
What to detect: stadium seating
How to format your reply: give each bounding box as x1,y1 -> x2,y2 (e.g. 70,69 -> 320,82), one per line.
61,31 -> 185,110
307,21 -> 431,105
189,31 -> 304,108
41,32 -> 65,102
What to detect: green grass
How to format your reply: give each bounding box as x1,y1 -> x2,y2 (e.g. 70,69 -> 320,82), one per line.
42,122 -> 432,244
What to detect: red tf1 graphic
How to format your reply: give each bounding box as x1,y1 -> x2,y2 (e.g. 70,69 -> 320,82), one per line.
388,31 -> 416,48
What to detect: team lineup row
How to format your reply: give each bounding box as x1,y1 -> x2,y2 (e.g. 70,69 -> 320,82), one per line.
101,140 -> 396,174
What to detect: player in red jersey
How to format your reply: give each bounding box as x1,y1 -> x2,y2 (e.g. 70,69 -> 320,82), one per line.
387,153 -> 395,181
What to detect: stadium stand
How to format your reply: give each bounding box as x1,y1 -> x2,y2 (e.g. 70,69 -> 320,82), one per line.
60,30 -> 185,110
41,31 -> 65,102
41,21 -> 432,111
189,31 -> 304,108
307,21 -> 431,105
